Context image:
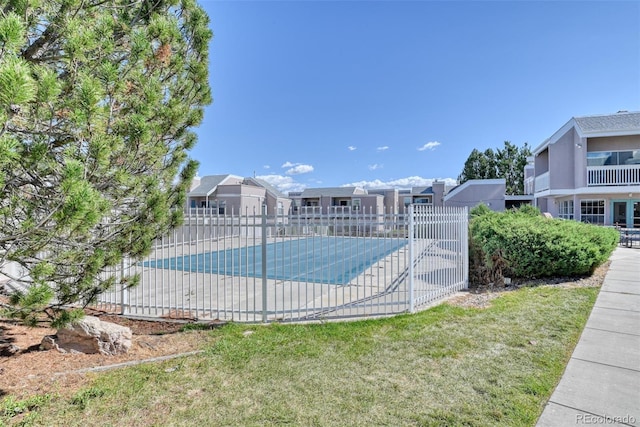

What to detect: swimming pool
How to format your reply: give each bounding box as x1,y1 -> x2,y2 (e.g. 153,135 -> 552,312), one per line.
143,237 -> 407,285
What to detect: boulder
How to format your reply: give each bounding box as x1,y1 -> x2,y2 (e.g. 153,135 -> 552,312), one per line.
0,342 -> 20,356
41,316 -> 132,355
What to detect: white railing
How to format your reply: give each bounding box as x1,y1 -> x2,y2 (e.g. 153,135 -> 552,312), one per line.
95,207 -> 468,323
524,177 -> 535,195
534,171 -> 550,192
328,206 -> 358,215
408,205 -> 468,313
292,206 -> 322,216
587,165 -> 640,186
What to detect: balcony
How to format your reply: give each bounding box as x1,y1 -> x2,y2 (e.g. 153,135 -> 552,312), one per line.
524,177 -> 535,195
587,165 -> 640,187
534,171 -> 550,192
293,206 -> 322,216
328,206 -> 357,216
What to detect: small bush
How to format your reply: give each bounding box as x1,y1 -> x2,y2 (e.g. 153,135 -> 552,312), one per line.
1,394 -> 51,423
71,387 -> 105,410
469,206 -> 619,287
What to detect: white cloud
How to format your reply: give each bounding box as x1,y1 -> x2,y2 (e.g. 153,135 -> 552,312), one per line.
377,146 -> 389,152
348,146 -> 357,151
286,164 -> 314,175
263,165 -> 270,169
368,164 -> 383,171
280,161 -> 314,175
342,176 -> 458,190
256,175 -> 306,193
254,174 -> 459,194
418,141 -> 441,151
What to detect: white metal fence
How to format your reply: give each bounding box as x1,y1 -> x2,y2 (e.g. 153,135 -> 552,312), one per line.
95,205 -> 468,323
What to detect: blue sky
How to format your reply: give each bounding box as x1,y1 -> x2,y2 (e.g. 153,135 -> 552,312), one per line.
193,0 -> 640,193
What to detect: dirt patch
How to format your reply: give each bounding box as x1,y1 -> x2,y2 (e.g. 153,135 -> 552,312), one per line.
445,261 -> 610,309
0,309 -> 219,399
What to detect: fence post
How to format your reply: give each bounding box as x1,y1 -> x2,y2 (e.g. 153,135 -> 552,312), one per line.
261,204 -> 268,322
463,207 -> 469,288
408,204 -> 415,313
120,258 -> 126,315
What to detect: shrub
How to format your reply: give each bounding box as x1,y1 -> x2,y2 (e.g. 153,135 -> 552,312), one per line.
469,206 -> 619,287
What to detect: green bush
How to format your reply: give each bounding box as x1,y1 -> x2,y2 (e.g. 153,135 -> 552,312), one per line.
469,206 -> 619,287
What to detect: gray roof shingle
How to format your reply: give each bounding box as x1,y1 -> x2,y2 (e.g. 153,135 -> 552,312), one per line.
188,174 -> 233,197
574,111 -> 640,134
244,177 -> 287,199
299,187 -> 366,198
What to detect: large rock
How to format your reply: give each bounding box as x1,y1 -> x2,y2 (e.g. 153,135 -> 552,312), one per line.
41,316 -> 132,355
0,342 -> 20,356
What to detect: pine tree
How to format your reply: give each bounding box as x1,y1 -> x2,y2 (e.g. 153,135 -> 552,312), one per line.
458,148 -> 498,183
496,141 -> 531,195
0,0 -> 212,326
458,142 -> 531,195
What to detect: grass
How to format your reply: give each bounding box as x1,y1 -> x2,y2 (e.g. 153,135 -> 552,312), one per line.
1,285 -> 598,427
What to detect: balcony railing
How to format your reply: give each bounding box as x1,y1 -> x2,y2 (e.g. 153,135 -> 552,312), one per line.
292,206 -> 322,216
587,165 -> 640,187
524,177 -> 535,195
534,171 -> 550,192
328,206 -> 358,215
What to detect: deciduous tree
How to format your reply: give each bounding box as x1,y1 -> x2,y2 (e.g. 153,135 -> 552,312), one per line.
0,0 -> 212,326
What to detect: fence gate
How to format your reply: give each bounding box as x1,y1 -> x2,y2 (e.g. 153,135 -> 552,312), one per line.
408,205 -> 469,312
96,206 -> 468,322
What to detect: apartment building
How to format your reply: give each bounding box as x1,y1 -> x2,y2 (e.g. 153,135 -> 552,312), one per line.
526,111 -> 640,227
187,174 -> 291,216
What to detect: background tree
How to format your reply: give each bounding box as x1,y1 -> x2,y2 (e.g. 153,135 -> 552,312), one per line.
495,141 -> 531,195
458,142 -> 531,195
0,0 -> 212,326
458,148 -> 498,183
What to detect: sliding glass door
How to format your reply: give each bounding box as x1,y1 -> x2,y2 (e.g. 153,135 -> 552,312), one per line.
612,200 -> 640,228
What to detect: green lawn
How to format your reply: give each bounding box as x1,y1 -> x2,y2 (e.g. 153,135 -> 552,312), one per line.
2,285 -> 598,427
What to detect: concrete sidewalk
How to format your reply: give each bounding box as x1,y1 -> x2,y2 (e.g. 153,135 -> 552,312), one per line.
537,246 -> 640,427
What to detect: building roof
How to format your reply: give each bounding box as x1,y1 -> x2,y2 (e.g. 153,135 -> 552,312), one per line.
297,187 -> 367,198
188,174 -> 240,197
244,177 -> 287,199
534,111 -> 640,154
574,111 -> 640,134
411,186 -> 431,194
443,179 -> 505,201
410,183 -> 455,196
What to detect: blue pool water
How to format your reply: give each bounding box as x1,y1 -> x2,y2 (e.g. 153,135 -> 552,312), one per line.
143,237 -> 407,285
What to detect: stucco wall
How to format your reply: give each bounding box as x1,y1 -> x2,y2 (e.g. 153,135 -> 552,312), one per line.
445,181 -> 506,211
588,135 -> 640,152
548,128 -> 578,190
535,149 -> 549,175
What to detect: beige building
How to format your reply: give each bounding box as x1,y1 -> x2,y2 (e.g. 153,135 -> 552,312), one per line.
526,111 -> 640,226
187,174 -> 292,216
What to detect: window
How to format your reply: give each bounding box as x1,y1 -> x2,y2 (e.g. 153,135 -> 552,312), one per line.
587,150 -> 640,166
352,198 -> 361,211
209,200 -> 225,214
277,201 -> 284,216
558,200 -> 574,220
403,197 -> 412,207
580,200 -> 604,224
